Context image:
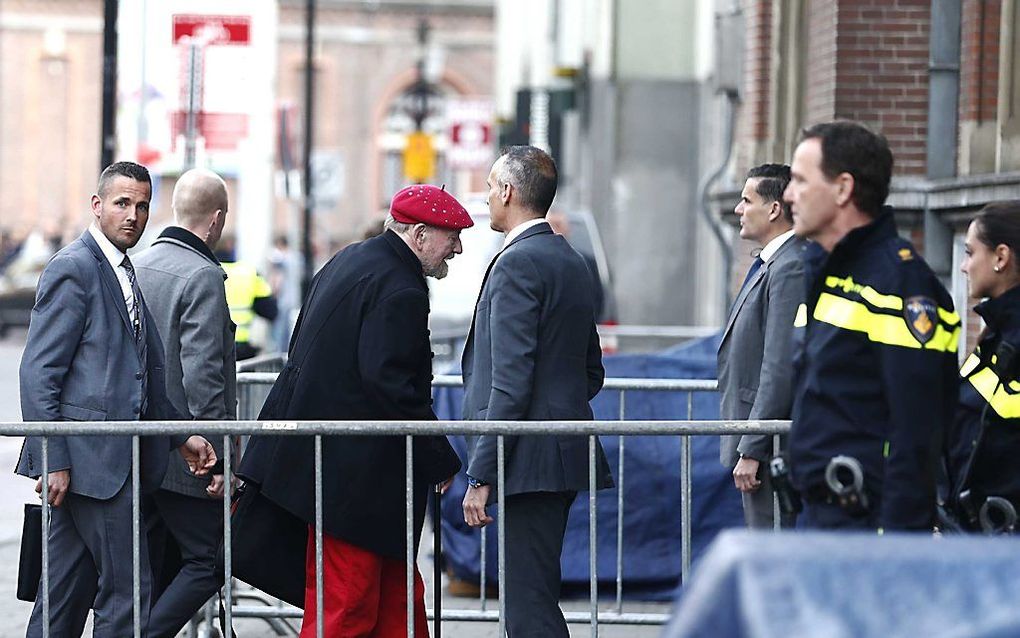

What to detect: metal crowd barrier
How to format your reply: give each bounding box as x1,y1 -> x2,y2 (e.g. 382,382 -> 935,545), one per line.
8,370 -> 791,637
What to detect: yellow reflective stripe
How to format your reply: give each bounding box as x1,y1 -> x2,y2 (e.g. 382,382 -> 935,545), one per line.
794,303 -> 807,328
825,276 -> 902,310
938,307 -> 961,326
967,365 -> 1020,418
959,352 -> 981,377
813,292 -> 959,352
823,275 -> 960,327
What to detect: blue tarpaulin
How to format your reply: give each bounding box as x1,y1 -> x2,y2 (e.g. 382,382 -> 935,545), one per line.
665,530 -> 1020,638
434,334 -> 744,600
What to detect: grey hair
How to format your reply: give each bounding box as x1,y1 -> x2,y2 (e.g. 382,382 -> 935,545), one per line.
495,146 -> 558,214
383,214 -> 415,236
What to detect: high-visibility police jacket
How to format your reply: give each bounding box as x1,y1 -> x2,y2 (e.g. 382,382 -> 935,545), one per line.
946,284 -> 1020,522
222,261 -> 275,344
789,211 -> 961,531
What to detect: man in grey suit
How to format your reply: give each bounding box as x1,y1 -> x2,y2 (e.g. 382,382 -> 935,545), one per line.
16,161 -> 217,636
718,163 -> 805,529
134,169 -> 236,637
462,146 -> 613,637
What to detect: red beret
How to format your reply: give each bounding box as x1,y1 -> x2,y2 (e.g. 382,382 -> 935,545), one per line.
389,185 -> 474,230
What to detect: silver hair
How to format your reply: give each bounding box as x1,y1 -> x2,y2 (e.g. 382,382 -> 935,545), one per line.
383,214 -> 415,236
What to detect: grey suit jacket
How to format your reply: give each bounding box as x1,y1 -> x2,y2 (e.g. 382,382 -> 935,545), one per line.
461,222 -> 614,501
718,235 -> 806,468
16,231 -> 183,500
135,231 -> 236,498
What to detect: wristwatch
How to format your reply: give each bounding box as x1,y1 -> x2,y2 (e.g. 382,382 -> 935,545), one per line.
467,475 -> 488,489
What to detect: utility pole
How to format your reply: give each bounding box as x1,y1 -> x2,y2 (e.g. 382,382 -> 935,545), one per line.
301,0 -> 316,297
100,0 -> 118,170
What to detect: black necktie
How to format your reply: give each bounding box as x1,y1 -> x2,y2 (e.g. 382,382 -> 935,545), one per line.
120,256 -> 142,340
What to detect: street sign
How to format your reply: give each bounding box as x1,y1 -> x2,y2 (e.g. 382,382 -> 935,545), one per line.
172,15 -> 251,45
404,131 -> 436,182
446,98 -> 493,170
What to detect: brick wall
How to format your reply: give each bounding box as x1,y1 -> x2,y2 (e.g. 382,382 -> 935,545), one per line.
735,0 -> 774,176
959,0 -> 1001,124
833,1 -> 931,175
804,0 -> 839,125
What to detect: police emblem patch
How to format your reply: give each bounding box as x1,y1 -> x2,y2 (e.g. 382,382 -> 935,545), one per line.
903,296 -> 937,344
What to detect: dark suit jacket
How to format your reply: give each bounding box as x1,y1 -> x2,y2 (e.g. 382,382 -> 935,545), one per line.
718,235 -> 806,467
462,221 -> 613,499
237,230 -> 461,560
16,230 -> 182,500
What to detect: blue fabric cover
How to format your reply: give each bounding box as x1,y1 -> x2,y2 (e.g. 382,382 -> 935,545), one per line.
435,334 -> 743,600
665,530 -> 1020,638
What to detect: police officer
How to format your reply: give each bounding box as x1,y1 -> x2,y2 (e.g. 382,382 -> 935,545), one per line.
217,236 -> 279,360
784,121 -> 960,531
945,201 -> 1020,533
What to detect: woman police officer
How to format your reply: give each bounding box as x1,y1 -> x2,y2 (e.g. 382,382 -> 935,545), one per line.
946,201 -> 1020,533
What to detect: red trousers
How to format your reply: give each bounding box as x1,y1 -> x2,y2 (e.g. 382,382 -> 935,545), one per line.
300,528 -> 429,637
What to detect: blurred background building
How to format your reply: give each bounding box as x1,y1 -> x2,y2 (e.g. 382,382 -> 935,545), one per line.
2,0 -> 1019,351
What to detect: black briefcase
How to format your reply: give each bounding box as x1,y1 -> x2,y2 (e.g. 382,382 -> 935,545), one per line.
17,503 -> 42,602
218,483 -> 307,608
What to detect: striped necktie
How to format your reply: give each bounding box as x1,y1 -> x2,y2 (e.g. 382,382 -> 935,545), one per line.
120,255 -> 142,341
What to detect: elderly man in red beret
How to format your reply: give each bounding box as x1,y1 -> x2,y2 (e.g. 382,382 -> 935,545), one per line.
239,185 -> 472,637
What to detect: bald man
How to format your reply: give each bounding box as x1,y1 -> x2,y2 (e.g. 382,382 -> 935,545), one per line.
134,169 -> 237,637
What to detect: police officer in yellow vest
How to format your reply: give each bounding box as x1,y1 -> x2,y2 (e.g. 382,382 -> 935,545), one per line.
218,238 -> 279,360
784,122 -> 960,531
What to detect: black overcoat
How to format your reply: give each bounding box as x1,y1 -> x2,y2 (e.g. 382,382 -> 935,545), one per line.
237,230 -> 461,560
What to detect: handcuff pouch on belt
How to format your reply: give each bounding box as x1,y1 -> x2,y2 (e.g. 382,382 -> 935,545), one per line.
825,455 -> 870,514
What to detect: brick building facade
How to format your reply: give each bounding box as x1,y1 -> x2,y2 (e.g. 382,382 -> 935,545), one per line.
724,0 -> 1020,355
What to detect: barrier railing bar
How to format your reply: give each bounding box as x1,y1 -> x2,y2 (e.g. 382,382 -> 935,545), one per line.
773,434 -> 781,531
615,391 -> 626,614
315,435 -> 324,638
681,393 -> 694,584
406,435 -> 415,638
497,435 -> 506,637
0,420 -> 790,437
588,434 -> 598,638
230,605 -> 673,625
480,521 -> 488,611
223,435 -> 233,633
132,434 -> 142,638
235,374 -> 719,393
41,436 -> 50,638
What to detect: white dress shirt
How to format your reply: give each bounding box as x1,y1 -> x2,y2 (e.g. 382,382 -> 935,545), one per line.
502,217 -> 549,249
88,224 -> 136,321
759,229 -> 795,264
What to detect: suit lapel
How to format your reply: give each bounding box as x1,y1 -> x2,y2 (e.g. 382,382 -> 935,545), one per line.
720,236 -> 803,345
721,264 -> 766,343
461,222 -> 553,372
81,231 -> 135,339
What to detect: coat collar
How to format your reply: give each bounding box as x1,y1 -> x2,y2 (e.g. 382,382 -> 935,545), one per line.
381,229 -> 426,286
975,284 -> 1020,338
154,226 -> 220,266
504,220 -> 552,250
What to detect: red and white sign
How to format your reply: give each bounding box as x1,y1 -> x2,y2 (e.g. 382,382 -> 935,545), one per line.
168,13 -> 256,153
446,98 -> 494,170
172,15 -> 251,45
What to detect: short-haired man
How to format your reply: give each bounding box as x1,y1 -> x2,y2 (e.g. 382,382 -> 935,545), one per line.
238,185 -> 468,636
134,169 -> 236,637
718,164 -> 805,529
784,122 -> 960,531
16,162 -> 217,636
461,146 -> 613,637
